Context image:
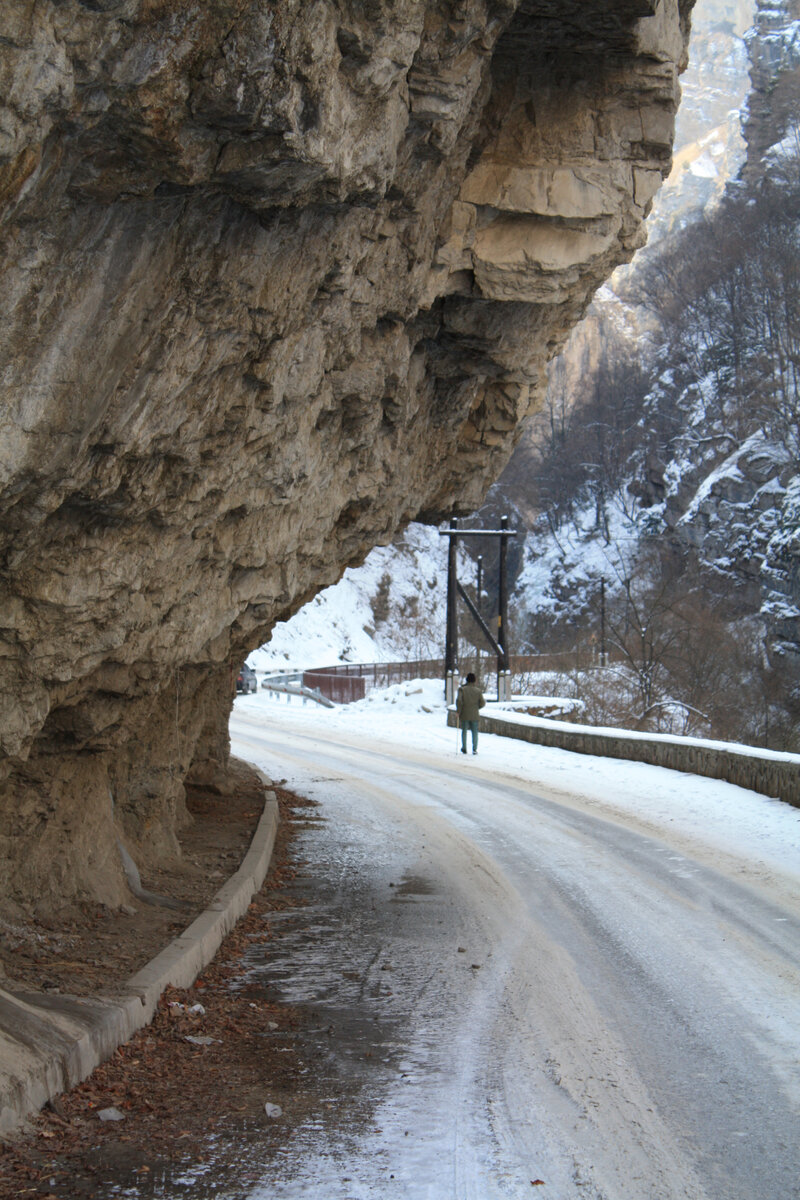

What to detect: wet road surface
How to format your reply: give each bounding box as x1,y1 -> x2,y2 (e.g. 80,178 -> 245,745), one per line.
226,711 -> 800,1200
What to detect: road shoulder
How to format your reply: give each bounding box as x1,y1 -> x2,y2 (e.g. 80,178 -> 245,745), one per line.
0,760 -> 278,1137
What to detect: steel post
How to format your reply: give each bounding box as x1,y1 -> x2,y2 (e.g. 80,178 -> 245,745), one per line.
497,514 -> 510,694
445,519 -> 459,696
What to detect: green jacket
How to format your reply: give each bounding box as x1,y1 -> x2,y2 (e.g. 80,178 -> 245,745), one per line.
456,682 -> 485,723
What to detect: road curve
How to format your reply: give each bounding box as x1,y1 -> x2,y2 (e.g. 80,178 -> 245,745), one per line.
230,709 -> 800,1200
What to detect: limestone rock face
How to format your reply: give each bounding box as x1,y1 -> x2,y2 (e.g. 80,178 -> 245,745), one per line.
0,0 -> 692,915
742,0 -> 800,175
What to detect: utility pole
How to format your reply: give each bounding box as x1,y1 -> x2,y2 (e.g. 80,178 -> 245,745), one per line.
439,517 -> 518,702
600,575 -> 607,667
445,518 -> 459,702
476,554 -> 483,681
497,516 -> 510,698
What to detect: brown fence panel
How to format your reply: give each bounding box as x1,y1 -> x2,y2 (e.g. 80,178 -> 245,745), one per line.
301,660 -> 444,700
303,652 -> 620,704
303,671 -> 366,704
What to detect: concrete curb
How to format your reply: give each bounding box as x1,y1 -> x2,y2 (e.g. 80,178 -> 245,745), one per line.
0,773 -> 279,1136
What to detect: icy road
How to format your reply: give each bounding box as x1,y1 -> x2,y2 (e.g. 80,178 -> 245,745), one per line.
230,690 -> 800,1200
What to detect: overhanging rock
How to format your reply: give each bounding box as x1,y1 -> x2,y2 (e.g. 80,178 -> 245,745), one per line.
0,0 -> 694,915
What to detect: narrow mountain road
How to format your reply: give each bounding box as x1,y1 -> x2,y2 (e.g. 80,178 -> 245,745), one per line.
230,709 -> 800,1200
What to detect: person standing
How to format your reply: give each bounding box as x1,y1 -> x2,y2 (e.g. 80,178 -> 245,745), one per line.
456,672 -> 485,755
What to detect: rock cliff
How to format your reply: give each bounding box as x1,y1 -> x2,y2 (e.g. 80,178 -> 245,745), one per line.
742,0 -> 800,175
0,0 -> 693,916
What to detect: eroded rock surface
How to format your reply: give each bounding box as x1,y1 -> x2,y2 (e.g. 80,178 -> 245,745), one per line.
0,0 -> 693,916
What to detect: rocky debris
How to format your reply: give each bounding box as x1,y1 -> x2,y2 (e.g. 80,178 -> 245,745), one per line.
0,0 -> 693,914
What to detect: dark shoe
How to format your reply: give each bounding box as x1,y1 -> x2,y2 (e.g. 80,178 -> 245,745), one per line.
461,748 -> 467,754
472,750 -> 478,755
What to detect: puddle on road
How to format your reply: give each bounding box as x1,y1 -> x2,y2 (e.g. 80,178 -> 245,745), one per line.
390,872 -> 437,899
100,817 -> 448,1199
99,921 -> 394,1200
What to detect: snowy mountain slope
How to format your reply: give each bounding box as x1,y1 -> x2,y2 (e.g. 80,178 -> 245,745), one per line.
511,500 -> 640,638
253,524 -> 470,670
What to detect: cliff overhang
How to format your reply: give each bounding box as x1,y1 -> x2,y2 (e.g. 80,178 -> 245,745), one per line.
0,0 -> 693,917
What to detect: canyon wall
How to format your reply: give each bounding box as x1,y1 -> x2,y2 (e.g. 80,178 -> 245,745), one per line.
0,0 -> 692,917
742,0 -> 800,174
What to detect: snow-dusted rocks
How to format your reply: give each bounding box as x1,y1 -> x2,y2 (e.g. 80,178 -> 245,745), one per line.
742,0 -> 800,173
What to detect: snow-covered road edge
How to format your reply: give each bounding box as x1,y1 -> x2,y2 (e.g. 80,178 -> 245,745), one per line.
446,704 -> 800,808
232,681 -> 800,911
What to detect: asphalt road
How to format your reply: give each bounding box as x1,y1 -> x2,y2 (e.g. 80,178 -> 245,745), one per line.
229,710 -> 800,1200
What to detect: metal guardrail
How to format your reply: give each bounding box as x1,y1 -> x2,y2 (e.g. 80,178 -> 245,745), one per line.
260,675 -> 335,708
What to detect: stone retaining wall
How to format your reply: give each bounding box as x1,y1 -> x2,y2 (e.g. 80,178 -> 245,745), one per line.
447,711 -> 800,808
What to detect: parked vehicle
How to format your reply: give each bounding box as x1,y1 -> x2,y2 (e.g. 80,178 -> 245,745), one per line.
236,663 -> 258,694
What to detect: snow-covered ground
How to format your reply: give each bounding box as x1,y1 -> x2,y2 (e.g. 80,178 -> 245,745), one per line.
251,525 -> 462,672
233,680 -> 800,899
229,678 -> 800,1200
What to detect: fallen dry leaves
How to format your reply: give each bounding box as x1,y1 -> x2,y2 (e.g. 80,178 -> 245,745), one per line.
0,787 -> 316,1198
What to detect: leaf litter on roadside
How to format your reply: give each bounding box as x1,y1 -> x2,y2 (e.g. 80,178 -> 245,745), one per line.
0,788 -> 319,1197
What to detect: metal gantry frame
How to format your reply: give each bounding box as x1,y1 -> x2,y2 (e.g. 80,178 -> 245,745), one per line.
439,515 -> 517,703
